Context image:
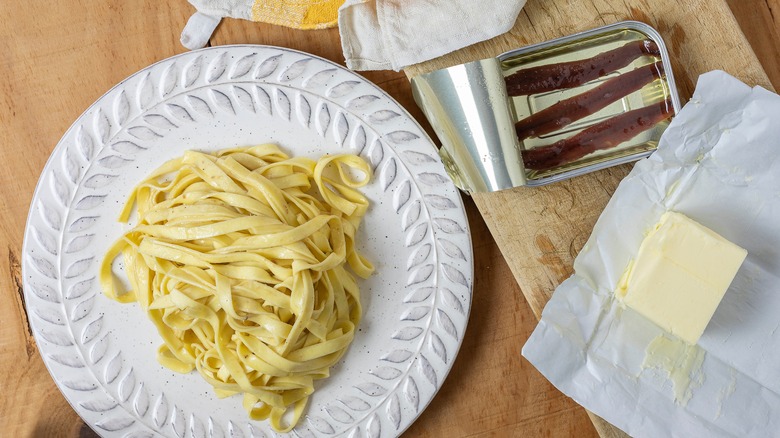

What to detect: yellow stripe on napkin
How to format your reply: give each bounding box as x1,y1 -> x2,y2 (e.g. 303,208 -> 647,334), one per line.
251,0 -> 343,29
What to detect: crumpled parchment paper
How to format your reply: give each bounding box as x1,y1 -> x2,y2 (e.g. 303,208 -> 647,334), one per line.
523,71 -> 780,438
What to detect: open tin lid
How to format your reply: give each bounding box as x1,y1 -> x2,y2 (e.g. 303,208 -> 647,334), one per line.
411,20 -> 682,193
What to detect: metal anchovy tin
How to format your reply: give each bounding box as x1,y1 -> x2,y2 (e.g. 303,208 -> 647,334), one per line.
411,21 -> 682,193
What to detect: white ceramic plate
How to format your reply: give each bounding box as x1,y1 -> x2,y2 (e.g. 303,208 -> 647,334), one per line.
22,46 -> 473,438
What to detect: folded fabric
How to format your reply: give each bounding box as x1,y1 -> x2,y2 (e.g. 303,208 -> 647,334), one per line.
182,0 -> 344,49
338,0 -> 527,71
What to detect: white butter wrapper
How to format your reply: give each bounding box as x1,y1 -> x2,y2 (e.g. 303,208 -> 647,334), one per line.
522,71 -> 780,438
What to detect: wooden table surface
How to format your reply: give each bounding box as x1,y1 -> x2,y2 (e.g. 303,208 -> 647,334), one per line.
1,1 -> 779,437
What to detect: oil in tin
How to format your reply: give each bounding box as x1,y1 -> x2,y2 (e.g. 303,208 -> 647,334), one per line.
500,27 -> 675,182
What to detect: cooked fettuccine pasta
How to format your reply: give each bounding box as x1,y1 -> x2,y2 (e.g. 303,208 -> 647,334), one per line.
100,144 -> 373,432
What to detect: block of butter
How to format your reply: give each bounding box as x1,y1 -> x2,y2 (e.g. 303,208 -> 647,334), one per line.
616,211 -> 747,344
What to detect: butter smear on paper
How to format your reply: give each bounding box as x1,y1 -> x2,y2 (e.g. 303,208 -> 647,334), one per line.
641,334 -> 706,405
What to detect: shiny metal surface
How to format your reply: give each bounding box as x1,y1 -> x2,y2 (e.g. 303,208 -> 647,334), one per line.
411,20 -> 681,193
411,59 -> 526,193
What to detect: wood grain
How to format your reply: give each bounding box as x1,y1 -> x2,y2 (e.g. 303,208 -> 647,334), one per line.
209,14 -> 597,438
0,1 -> 592,437
404,0 -> 775,437
407,1 -> 772,312
0,0 -> 776,437
726,0 -> 780,87
0,2 -> 191,436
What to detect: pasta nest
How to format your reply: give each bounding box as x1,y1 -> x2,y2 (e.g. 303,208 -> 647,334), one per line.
101,144 -> 374,432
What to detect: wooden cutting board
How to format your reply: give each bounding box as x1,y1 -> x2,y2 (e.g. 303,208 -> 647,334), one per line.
0,2 -> 596,437
405,0 -> 773,436
2,1 -> 601,436
1,0 -> 775,437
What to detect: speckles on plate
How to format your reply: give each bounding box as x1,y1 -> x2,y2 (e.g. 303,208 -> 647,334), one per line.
111,141 -> 146,155
315,101 -> 331,137
183,55 -> 204,88
23,46 -> 472,438
232,86 -> 255,113
66,277 -> 94,300
254,54 -> 281,79
278,58 -> 309,82
296,93 -> 312,128
209,89 -> 235,115
400,306 -> 430,322
391,326 -> 424,341
381,349 -> 413,364
206,52 -> 228,83
403,287 -> 434,304
327,81 -> 359,98
273,88 -> 291,120
229,53 -> 257,79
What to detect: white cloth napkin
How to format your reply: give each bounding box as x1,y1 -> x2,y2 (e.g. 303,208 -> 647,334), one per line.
338,0 -> 527,71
